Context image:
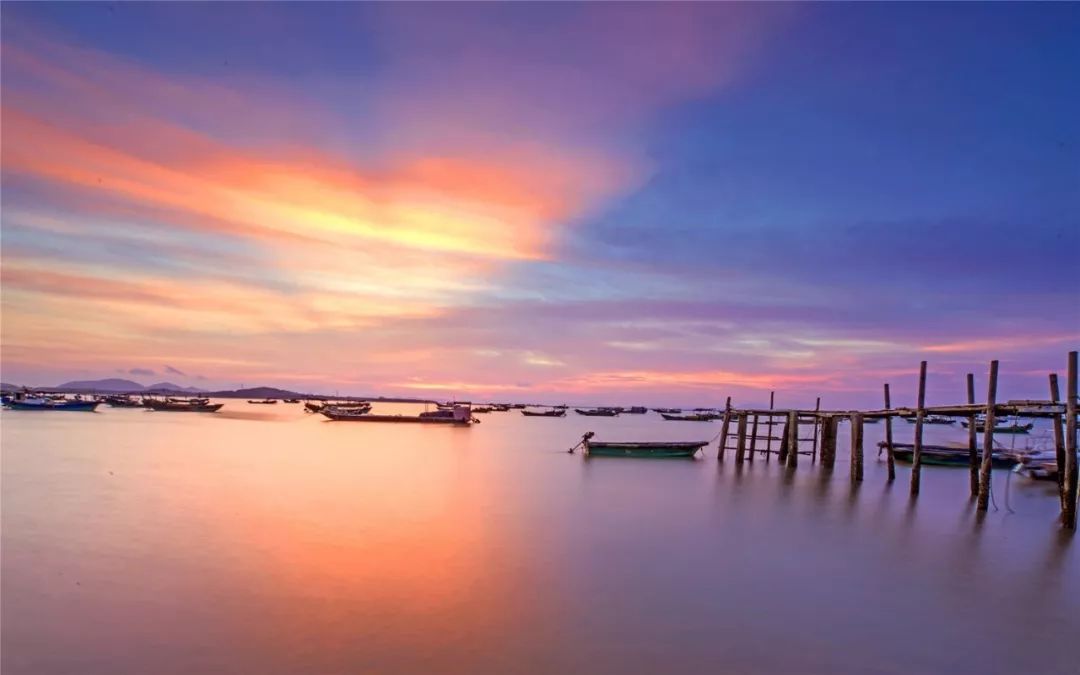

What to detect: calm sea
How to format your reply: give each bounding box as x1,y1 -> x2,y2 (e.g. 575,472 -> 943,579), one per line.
2,402 -> 1077,674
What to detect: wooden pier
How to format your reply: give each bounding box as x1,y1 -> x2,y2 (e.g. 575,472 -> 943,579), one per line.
716,351 -> 1079,530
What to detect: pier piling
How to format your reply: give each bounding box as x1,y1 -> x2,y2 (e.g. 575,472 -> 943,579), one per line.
786,410 -> 798,468
977,360 -> 999,512
967,373 -> 978,497
883,383 -> 895,482
717,396 -> 732,461
1049,374 -> 1066,512
850,412 -> 864,483
1063,351 -> 1078,529
911,361 -> 927,496
735,413 -> 748,465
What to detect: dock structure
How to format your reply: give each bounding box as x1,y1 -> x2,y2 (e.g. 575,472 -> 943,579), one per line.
714,351 -> 1079,530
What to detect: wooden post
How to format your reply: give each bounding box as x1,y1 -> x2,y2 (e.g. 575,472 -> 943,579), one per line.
735,413 -> 748,465
821,415 -> 837,468
850,412 -> 864,483
966,373 -> 978,497
1049,374 -> 1066,511
811,397 -> 821,463
883,383 -> 895,482
1063,352 -> 1078,529
717,396 -> 732,461
976,360 -> 999,512
778,417 -> 789,463
786,410 -> 798,468
765,391 -> 775,462
911,361 -> 928,496
749,414 -> 759,463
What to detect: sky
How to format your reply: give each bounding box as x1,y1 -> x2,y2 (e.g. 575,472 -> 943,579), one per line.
1,2 -> 1077,407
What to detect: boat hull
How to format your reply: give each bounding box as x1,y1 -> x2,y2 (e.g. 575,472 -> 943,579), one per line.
322,411 -> 471,425
6,401 -> 99,411
884,443 -> 1017,468
144,401 -> 223,412
585,441 -> 707,458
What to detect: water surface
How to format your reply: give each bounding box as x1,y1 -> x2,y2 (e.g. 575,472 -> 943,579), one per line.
2,403 -> 1076,674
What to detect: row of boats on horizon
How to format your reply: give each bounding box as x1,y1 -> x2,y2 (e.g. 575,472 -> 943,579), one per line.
1,391 -> 1070,482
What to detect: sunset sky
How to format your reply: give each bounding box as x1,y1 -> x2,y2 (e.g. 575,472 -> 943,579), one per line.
2,3 -> 1077,406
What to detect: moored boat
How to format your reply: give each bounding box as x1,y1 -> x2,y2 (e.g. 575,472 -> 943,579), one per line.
903,415 -> 956,425
248,399 -> 278,404
5,392 -> 99,411
569,432 -> 706,458
575,408 -> 619,417
104,394 -> 143,408
521,408 -> 566,417
322,403 -> 475,425
661,412 -> 717,422
144,398 -> 223,412
879,442 -> 1017,468
960,420 -> 1033,434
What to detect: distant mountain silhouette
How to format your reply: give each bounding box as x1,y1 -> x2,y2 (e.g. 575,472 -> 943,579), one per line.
50,378 -> 205,393
56,378 -> 145,392
1,382 -> 21,391
146,382 -> 205,393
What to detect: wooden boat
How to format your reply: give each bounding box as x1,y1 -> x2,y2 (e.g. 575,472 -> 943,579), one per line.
322,403 -> 475,425
624,406 -> 647,414
653,408 -> 681,414
879,442 -> 1017,468
903,415 -> 955,425
304,401 -> 324,413
575,408 -> 618,417
144,399 -> 223,412
661,412 -> 717,422
472,406 -> 495,414
104,395 -> 143,408
521,408 -> 566,417
283,398 -> 301,403
248,399 -> 278,404
569,432 -> 706,458
960,420 -> 1033,434
6,394 -> 99,411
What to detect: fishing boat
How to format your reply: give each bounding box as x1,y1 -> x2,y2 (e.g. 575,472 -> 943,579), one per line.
568,432 -> 706,458
248,399 -> 278,404
575,408 -> 619,417
521,408 -> 566,417
144,398 -> 223,412
652,408 -> 681,414
283,398 -> 301,404
625,406 -> 648,414
1011,449 -> 1074,481
5,392 -> 99,411
661,412 -> 717,422
322,403 -> 476,425
104,394 -> 143,408
960,419 -> 1033,434
879,442 -> 1017,468
304,401 -> 324,413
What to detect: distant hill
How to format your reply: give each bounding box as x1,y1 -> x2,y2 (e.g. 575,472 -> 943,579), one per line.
56,378 -> 145,392
1,382 -> 21,391
206,386 -> 305,399
146,382 -> 205,393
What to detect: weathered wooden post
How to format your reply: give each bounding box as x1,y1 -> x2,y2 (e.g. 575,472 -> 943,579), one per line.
911,361 -> 928,496
976,360 -> 999,512
1063,351 -> 1078,529
717,396 -> 732,461
1049,374 -> 1066,511
966,373 -> 978,497
821,415 -> 837,468
765,391 -> 775,462
735,413 -> 748,465
850,412 -> 864,483
786,410 -> 799,468
811,397 -> 821,463
883,383 -> 895,482
749,413 -> 759,463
